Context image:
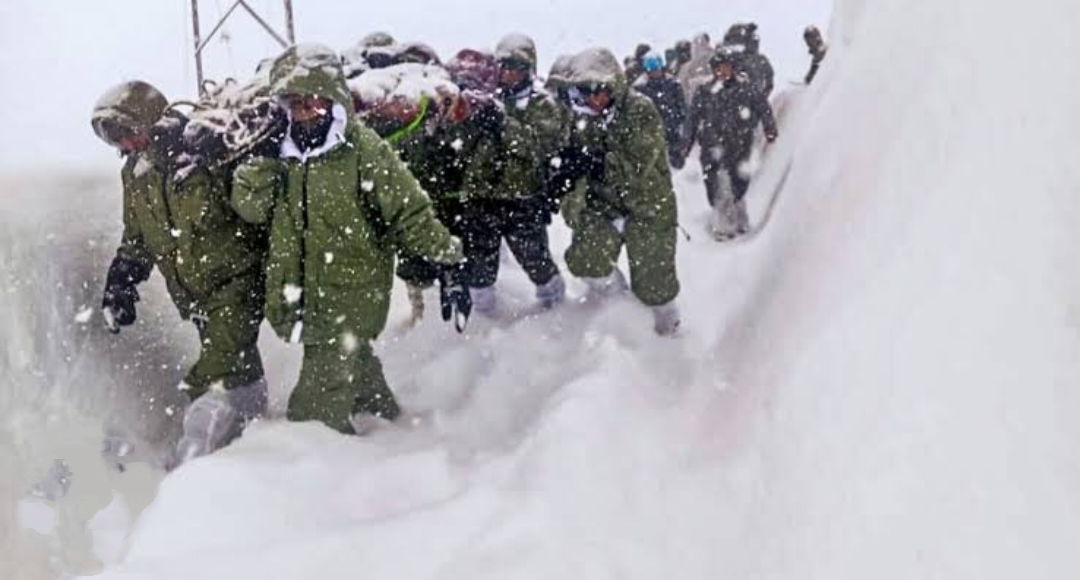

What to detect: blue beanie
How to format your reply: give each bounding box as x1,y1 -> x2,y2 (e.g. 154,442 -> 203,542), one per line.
642,52 -> 665,72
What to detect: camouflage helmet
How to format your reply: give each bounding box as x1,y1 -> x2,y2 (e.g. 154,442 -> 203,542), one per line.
568,47 -> 627,97
360,31 -> 396,48
545,54 -> 574,90
724,22 -> 760,53
709,45 -> 740,69
395,42 -> 441,66
494,33 -> 538,70
91,81 -> 168,146
269,44 -> 354,109
674,40 -> 693,62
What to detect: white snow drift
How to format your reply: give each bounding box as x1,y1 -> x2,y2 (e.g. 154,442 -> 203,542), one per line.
5,0 -> 1080,577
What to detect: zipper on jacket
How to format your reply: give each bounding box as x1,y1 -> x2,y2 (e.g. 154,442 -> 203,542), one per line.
299,161 -> 310,320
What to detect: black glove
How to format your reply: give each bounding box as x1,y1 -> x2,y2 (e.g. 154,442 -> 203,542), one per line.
439,264 -> 472,333
543,194 -> 561,218
102,257 -> 149,333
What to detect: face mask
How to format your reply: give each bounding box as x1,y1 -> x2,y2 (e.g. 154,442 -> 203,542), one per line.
289,109 -> 335,152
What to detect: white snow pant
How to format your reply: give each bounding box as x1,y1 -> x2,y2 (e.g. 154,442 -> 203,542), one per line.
704,150 -> 752,238
711,189 -> 750,238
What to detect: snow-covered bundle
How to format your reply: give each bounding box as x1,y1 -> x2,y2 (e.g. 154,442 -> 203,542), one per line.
342,42 -> 399,78
348,63 -> 459,112
170,69 -> 286,178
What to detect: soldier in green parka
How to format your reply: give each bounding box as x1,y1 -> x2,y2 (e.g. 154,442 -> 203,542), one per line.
231,45 -> 465,434
91,81 -> 270,465
462,34 -> 570,315
560,48 -> 682,336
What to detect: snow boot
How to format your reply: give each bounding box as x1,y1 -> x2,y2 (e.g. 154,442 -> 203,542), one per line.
173,378 -> 268,468
711,188 -> 752,240
349,412 -> 395,436
470,285 -> 498,316
652,301 -> 682,336
583,269 -> 629,302
535,273 -> 566,309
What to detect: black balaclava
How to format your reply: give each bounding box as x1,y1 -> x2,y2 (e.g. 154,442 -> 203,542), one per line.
290,107 -> 335,152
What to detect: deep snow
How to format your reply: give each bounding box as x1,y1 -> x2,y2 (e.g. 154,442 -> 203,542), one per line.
5,0 -> 1080,578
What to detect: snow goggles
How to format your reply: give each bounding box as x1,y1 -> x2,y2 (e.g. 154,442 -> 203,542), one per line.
498,58 -> 532,72
574,83 -> 612,97
92,116 -> 136,147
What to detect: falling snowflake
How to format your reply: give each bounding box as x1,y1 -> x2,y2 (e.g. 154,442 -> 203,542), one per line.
325,252 -> 335,264
74,307 -> 93,324
361,180 -> 375,192
341,331 -> 359,354
283,284 -> 303,304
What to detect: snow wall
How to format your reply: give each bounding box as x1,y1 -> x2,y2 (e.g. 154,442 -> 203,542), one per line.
5,0 -> 1080,578
715,0 -> 1080,577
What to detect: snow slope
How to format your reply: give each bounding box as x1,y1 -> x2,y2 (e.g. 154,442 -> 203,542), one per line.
6,0 -> 1080,577
712,1 -> 1080,576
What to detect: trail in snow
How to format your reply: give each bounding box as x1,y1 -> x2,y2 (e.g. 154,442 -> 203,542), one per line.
7,0 -> 1080,577
1,150 -> 758,578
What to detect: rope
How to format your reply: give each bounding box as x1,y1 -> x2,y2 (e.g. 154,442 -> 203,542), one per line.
385,95 -> 430,145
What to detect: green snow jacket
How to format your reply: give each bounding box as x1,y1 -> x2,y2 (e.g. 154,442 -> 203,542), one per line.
562,48 -> 680,306
476,83 -> 568,200
115,153 -> 266,320
232,45 -> 462,344
470,36 -> 569,201
567,52 -> 678,230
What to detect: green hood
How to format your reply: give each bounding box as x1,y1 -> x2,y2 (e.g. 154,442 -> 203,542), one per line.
495,33 -> 537,70
269,44 -> 354,114
569,48 -> 628,98
91,81 -> 168,142
546,54 -> 574,89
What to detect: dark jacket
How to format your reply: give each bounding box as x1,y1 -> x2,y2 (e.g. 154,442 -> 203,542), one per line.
683,76 -> 778,163
633,74 -> 687,153
739,52 -> 775,97
805,47 -> 827,84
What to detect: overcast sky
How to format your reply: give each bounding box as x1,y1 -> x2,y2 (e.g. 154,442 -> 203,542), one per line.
0,0 -> 831,173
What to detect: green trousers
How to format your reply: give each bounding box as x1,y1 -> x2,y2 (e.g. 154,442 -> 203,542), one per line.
184,292 -> 265,400
564,209 -> 680,307
287,341 -> 400,433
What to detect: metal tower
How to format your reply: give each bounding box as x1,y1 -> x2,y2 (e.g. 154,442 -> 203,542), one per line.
189,0 -> 296,94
